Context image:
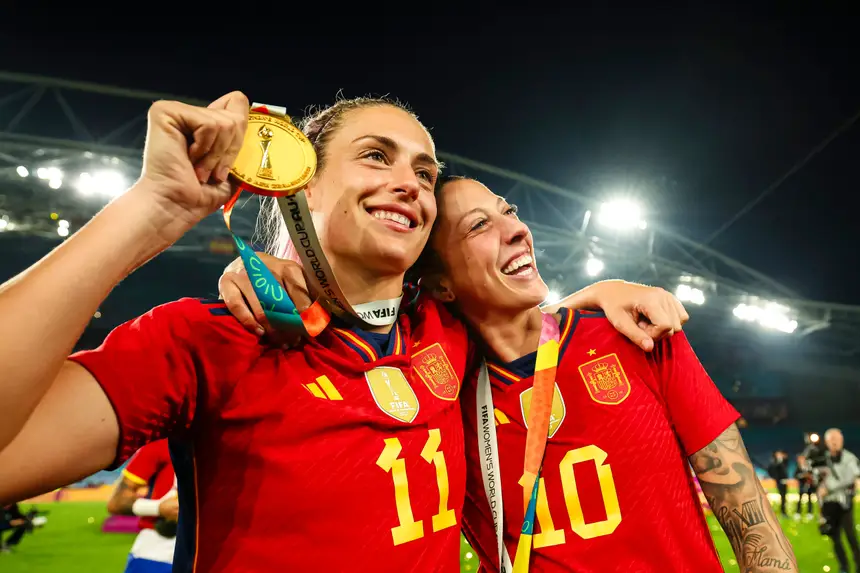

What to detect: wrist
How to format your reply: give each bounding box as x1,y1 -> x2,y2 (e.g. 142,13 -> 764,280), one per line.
132,498 -> 161,517
101,181 -> 199,266
577,280 -> 625,308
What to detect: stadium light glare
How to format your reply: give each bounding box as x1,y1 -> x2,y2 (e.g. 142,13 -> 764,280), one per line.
76,170 -> 127,198
544,290 -> 562,305
58,219 -> 70,229
585,257 -> 604,277
675,284 -> 705,305
48,178 -> 62,189
36,166 -> 63,181
57,226 -> 69,237
732,301 -> 798,334
596,199 -> 646,231
16,166 -> 28,177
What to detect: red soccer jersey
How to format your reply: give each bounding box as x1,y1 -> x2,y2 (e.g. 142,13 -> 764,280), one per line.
460,309 -> 740,573
69,295 -> 471,573
122,439 -> 176,530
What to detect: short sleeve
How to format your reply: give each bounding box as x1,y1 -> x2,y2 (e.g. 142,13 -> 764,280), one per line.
69,298 -> 260,467
650,332 -> 740,456
123,441 -> 166,485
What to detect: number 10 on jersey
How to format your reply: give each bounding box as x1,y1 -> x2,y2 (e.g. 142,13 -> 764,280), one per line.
376,428 -> 457,546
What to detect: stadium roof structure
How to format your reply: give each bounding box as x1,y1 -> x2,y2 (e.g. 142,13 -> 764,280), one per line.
2,70 -> 859,362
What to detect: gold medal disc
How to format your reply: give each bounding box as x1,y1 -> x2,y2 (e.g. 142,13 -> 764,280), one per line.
229,112 -> 317,196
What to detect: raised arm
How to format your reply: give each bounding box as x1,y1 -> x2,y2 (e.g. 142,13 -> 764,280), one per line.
690,423 -> 798,572
0,92 -> 248,504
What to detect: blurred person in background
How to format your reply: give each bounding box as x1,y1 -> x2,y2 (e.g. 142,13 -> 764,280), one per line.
0,502 -> 46,553
106,440 -> 177,573
794,453 -> 814,519
817,428 -> 860,573
768,449 -> 789,517
1,502 -> 27,553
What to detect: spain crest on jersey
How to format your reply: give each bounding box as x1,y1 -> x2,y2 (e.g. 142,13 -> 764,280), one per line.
578,353 -> 631,405
411,343 -> 460,401
519,383 -> 566,438
366,367 -> 420,423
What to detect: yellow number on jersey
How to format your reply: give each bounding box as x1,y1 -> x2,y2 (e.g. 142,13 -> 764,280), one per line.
533,444 -> 622,548
376,429 -> 457,546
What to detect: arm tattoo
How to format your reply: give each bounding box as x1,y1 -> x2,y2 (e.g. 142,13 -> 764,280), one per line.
107,478 -> 141,516
690,424 -> 798,572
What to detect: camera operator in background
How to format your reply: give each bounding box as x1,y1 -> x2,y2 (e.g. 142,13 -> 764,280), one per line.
768,449 -> 790,517
794,453 -> 815,519
817,428 -> 860,573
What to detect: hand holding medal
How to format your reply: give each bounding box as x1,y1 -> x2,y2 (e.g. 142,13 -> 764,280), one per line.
224,103 -> 327,335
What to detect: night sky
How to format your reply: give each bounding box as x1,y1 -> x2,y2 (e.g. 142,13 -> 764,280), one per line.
3,5 -> 857,304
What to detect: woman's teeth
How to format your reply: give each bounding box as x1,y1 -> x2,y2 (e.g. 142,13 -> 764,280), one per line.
372,210 -> 411,228
502,254 -> 534,275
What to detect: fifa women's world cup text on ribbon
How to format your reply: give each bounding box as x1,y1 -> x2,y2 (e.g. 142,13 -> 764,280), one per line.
224,102 -> 402,336
478,311 -> 560,573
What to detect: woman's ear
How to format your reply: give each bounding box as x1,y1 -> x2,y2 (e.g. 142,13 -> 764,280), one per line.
303,177 -> 318,211
429,276 -> 456,303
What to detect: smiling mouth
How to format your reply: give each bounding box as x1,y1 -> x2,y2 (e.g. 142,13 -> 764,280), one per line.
502,253 -> 535,276
367,208 -> 417,230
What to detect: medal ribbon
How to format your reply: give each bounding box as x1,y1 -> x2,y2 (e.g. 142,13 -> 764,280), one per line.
222,103 -> 401,336
477,312 -> 560,573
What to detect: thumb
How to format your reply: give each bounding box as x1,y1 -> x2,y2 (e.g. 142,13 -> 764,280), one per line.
607,310 -> 654,352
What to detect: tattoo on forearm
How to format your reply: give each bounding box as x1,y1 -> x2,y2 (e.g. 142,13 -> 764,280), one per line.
109,480 -> 139,515
690,424 -> 798,572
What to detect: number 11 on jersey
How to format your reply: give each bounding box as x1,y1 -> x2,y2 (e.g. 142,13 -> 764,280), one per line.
376,429 -> 457,546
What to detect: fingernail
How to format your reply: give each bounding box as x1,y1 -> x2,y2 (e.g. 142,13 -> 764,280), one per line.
195,166 -> 210,183
255,326 -> 265,336
217,166 -> 230,182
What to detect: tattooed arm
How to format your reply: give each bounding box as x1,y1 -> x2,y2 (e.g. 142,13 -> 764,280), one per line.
106,476 -> 142,515
689,423 -> 798,572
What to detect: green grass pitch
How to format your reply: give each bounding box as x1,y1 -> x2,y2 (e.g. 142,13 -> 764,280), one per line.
1,501 -> 852,572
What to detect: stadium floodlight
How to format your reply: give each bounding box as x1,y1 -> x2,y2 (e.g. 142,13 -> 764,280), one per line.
58,219 -> 70,229
595,199 -> 647,231
48,178 -> 62,189
36,166 -> 63,181
76,170 -> 127,198
57,226 -> 69,237
675,284 -> 705,305
732,301 -> 798,334
585,257 -> 604,277
544,290 -> 562,305
16,166 -> 28,177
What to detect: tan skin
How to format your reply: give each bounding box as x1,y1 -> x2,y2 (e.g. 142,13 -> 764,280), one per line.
301,106 -> 440,320
427,179 -> 797,573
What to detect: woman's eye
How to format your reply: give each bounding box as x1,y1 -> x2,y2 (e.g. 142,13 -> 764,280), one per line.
365,150 -> 387,162
470,219 -> 488,232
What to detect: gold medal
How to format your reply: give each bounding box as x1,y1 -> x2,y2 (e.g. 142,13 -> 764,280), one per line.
229,107 -> 316,196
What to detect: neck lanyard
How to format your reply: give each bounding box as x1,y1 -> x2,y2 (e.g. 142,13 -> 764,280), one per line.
477,312 -> 561,573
